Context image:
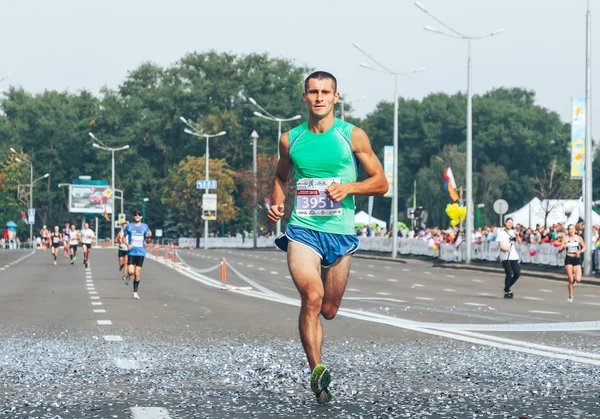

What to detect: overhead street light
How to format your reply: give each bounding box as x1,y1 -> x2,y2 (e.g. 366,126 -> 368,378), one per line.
248,97 -> 302,237
353,41 -> 425,258
181,116 -> 227,250
88,132 -> 130,246
415,1 -> 505,264
10,148 -> 44,244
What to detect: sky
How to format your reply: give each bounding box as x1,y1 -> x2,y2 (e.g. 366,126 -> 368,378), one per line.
0,0 -> 597,127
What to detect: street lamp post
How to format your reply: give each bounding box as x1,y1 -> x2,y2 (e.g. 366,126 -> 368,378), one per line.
250,130 -> 259,248
414,1 -> 504,264
10,148 -> 48,245
89,132 -> 130,246
353,42 -> 425,258
248,97 -> 302,237
584,0 -> 593,275
180,116 -> 226,250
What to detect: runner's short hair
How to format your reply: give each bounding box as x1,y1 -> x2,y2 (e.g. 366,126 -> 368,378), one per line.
304,71 -> 337,92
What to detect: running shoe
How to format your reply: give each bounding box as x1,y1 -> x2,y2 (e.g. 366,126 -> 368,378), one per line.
503,292 -> 513,299
568,296 -> 573,303
53,261 -> 57,266
70,259 -> 74,265
123,275 -> 130,285
73,256 -> 77,262
315,388 -> 332,404
133,292 -> 140,299
310,364 -> 331,403
85,262 -> 88,269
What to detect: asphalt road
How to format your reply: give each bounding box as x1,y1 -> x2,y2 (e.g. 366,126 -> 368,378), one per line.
1,247 -> 600,418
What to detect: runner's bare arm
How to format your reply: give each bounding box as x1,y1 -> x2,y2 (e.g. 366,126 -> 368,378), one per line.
325,127 -> 388,203
268,132 -> 293,223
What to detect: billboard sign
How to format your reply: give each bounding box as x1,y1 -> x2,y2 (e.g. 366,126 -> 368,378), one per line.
69,185 -> 113,214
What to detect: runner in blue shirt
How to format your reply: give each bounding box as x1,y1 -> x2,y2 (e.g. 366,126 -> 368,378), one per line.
122,210 -> 152,299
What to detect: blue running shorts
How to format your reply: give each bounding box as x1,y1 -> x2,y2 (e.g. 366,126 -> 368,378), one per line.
275,224 -> 359,268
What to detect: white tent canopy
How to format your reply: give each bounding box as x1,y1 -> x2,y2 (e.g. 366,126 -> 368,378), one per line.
503,197 -> 599,228
355,210 -> 387,229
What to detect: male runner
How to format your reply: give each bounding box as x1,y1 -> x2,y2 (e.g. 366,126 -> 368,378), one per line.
267,71 -> 388,403
69,224 -> 80,265
50,226 -> 62,265
62,223 -> 70,258
40,225 -> 50,250
80,223 -> 95,269
122,210 -> 151,299
115,221 -> 129,283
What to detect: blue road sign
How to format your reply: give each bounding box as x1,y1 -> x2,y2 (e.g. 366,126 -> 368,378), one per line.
196,180 -> 217,190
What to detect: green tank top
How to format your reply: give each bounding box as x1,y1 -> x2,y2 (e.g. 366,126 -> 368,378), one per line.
287,118 -> 358,235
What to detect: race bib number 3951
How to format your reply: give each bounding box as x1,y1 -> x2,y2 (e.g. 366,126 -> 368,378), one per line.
295,177 -> 342,217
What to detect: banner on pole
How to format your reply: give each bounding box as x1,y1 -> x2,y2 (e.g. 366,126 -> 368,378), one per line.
570,97 -> 585,179
383,145 -> 393,198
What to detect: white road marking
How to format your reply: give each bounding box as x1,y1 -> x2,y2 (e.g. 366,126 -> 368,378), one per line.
444,288 -> 456,292
581,302 -> 600,306
103,335 -> 122,342
583,294 -> 599,298
539,289 -> 553,293
415,297 -> 434,301
523,296 -> 544,301
402,268 -> 410,272
346,288 -> 360,292
350,270 -> 356,274
270,271 -> 278,275
368,265 -> 375,268
247,265 -> 253,268
285,275 -> 291,279
446,274 -> 456,278
90,296 -> 100,300
412,283 -> 425,288
345,297 -> 406,303
130,407 -> 171,419
97,320 -> 112,325
93,309 -> 106,313
258,267 -> 265,271
88,292 -> 97,295
472,279 -> 484,283
529,310 -> 560,315
115,358 -> 140,370
387,279 -> 398,282
376,292 -> 391,296
477,292 -> 494,297
367,274 -> 375,278
423,271 -> 431,275
464,302 -> 487,307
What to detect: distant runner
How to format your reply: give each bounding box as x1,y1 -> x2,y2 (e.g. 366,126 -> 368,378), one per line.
50,226 -> 62,265
115,221 -> 129,283
80,223 -> 95,269
69,224 -> 80,265
40,225 -> 50,250
62,223 -> 71,258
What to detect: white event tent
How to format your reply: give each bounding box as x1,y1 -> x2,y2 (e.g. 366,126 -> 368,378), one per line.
503,197 -> 600,228
355,210 -> 387,229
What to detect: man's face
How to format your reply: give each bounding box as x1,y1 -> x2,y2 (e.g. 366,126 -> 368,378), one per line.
134,214 -> 142,223
84,223 -> 89,229
303,78 -> 339,119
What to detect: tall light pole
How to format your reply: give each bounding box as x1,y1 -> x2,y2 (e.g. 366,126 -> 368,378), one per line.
415,1 -> 504,264
10,148 -> 48,245
89,132 -> 129,246
251,130 -> 259,248
248,97 -> 302,237
180,116 -> 226,250
584,0 -> 593,275
353,42 -> 425,258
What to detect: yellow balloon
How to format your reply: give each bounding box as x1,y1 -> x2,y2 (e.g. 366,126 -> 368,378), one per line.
450,219 -> 459,226
458,206 -> 467,220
